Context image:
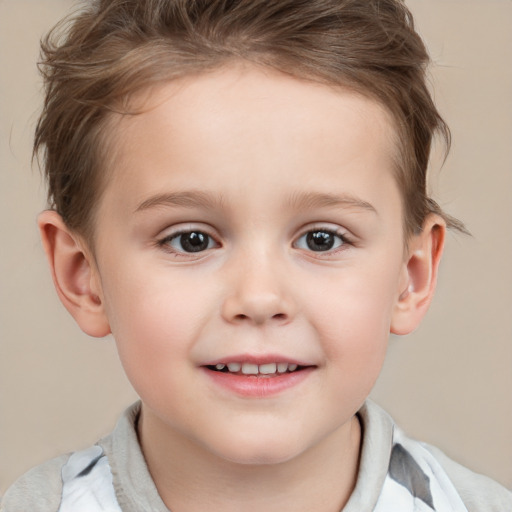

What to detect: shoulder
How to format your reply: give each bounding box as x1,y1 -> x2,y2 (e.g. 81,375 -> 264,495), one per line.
1,444 -> 123,512
357,401 -> 512,512
1,454 -> 68,512
1,403 -> 142,512
424,443 -> 512,512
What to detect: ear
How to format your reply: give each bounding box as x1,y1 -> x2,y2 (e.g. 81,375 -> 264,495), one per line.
390,214 -> 446,335
38,210 -> 111,338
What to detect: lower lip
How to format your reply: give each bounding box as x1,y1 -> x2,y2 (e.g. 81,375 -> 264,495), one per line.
201,367 -> 314,397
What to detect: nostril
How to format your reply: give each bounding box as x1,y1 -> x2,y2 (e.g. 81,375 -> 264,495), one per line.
232,312 -> 287,323
222,293 -> 294,325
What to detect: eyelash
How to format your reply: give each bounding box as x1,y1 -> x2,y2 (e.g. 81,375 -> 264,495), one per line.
157,229 -> 219,256
157,227 -> 353,256
293,228 -> 352,255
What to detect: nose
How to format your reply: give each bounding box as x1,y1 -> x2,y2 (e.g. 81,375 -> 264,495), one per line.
220,251 -> 296,326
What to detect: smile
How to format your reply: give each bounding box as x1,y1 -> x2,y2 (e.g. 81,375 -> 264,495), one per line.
202,359 -> 315,397
207,362 -> 301,376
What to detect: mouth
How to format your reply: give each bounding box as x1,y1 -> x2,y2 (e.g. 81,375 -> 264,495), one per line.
205,362 -> 306,377
201,356 -> 316,396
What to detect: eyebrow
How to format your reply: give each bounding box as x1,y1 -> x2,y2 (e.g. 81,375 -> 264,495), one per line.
286,191 -> 377,214
134,190 -> 377,215
134,191 -> 225,213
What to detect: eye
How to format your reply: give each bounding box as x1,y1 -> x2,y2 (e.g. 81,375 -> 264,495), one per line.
294,229 -> 347,252
161,230 -> 217,253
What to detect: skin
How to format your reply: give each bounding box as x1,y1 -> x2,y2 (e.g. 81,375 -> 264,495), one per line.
39,64 -> 445,511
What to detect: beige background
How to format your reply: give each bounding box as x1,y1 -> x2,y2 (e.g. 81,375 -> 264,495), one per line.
1,0 -> 511,495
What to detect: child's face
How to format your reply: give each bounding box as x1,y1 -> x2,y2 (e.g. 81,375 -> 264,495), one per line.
90,65 -> 410,464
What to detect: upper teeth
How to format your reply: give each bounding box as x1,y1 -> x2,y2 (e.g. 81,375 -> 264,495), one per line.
214,362 -> 299,375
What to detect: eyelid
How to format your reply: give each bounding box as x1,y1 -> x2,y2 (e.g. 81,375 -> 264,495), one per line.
157,222 -> 218,239
295,223 -> 352,241
156,224 -> 221,255
293,224 -> 354,254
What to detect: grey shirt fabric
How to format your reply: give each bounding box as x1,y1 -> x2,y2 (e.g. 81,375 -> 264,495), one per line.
2,400 -> 511,511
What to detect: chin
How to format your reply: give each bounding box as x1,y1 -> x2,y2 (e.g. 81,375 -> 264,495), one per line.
207,430 -> 306,467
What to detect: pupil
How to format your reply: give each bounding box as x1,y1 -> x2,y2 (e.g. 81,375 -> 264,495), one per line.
306,231 -> 334,251
181,232 -> 208,252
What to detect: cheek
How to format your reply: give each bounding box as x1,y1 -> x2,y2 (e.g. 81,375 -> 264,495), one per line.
303,262 -> 401,384
100,270 -> 212,387
104,264 -> 207,334
309,270 -> 398,342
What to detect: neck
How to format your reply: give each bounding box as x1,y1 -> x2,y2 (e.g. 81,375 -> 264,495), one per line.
138,406 -> 361,512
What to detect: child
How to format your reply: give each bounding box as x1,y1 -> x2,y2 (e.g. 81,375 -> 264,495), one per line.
2,0 -> 511,510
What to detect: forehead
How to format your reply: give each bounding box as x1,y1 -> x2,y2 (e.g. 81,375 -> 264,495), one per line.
101,64 -> 400,222
117,65 -> 397,151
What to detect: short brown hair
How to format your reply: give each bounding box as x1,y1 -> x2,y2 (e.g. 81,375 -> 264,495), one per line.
35,0 -> 465,242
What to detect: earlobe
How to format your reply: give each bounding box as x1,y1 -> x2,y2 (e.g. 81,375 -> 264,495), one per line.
390,215 -> 446,335
38,210 -> 111,338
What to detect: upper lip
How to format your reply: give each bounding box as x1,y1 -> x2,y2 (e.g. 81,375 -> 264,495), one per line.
201,353 -> 315,367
